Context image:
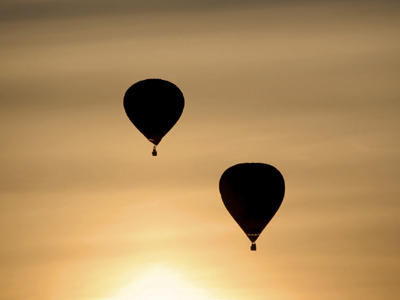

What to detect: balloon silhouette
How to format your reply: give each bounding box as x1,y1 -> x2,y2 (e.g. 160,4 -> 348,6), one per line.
219,163 -> 285,251
124,79 -> 185,156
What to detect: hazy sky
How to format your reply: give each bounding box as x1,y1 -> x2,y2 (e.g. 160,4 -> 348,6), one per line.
1,1 -> 400,300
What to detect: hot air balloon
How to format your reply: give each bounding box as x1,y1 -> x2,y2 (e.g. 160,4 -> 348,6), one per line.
219,163 -> 285,251
124,79 -> 185,156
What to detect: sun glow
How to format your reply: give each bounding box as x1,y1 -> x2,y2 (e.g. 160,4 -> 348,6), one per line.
105,264 -> 222,300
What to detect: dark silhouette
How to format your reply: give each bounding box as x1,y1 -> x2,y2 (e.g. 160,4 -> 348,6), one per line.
124,79 -> 185,156
219,163 -> 285,251
152,146 -> 157,156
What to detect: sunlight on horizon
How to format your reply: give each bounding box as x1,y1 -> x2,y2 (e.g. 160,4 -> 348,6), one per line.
103,264 -> 227,300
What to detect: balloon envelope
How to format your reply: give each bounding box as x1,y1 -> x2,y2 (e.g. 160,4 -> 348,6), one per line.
219,163 -> 285,247
124,79 -> 185,146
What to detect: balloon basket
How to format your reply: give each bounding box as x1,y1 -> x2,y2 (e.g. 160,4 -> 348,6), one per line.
251,243 -> 256,251
152,146 -> 157,156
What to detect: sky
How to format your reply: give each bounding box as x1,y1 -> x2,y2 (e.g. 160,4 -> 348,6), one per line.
1,1 -> 400,299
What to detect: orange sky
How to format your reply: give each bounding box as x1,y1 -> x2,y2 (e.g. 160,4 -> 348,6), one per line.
1,1 -> 400,299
